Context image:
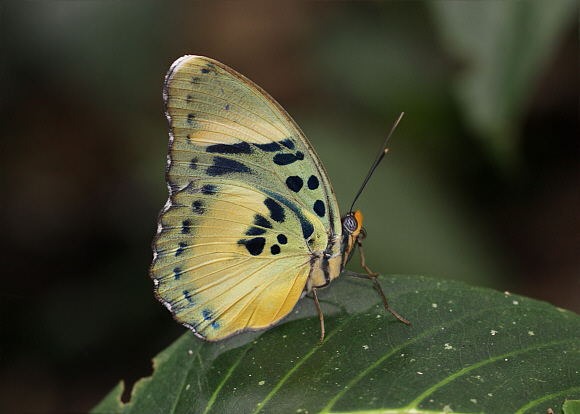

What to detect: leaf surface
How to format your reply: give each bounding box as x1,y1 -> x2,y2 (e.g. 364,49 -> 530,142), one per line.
92,275 -> 580,414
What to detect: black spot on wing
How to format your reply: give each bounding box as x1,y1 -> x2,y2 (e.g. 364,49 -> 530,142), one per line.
301,218 -> 314,239
246,226 -> 266,236
186,94 -> 193,103
238,237 -> 266,256
255,142 -> 281,152
206,157 -> 251,176
187,113 -> 196,125
176,242 -> 187,257
192,201 -> 204,214
286,176 -> 303,192
271,245 -> 281,255
206,142 -> 253,154
273,151 -> 304,166
202,63 -> 218,75
280,138 -> 295,149
313,200 -> 325,217
307,175 -> 319,190
173,267 -> 182,280
254,214 -> 272,229
277,234 -> 287,244
190,158 -> 198,170
182,219 -> 192,234
203,309 -> 213,320
201,184 -> 217,195
264,198 -> 285,223
191,77 -> 201,84
183,290 -> 193,303
262,190 -> 314,240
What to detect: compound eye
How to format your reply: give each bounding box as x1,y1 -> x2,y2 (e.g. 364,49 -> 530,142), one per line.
343,214 -> 358,233
358,227 -> 367,240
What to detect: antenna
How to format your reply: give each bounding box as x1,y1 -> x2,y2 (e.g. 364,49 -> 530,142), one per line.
349,112 -> 404,213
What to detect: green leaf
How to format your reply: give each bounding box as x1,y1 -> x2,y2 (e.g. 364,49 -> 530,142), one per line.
92,275 -> 580,414
429,1 -> 579,169
564,399 -> 580,414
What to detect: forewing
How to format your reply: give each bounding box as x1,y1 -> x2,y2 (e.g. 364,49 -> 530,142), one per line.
163,55 -> 340,234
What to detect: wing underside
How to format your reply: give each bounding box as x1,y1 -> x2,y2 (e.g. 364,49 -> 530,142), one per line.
151,55 -> 342,340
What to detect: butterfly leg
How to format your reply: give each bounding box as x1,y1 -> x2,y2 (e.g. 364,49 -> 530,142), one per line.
357,240 -> 378,277
346,240 -> 412,326
343,269 -> 411,325
367,274 -> 411,325
313,288 -> 325,346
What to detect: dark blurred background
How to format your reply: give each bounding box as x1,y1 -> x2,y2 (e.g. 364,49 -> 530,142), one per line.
2,2 -> 578,412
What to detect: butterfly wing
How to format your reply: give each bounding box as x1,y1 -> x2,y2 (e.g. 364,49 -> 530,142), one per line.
151,56 -> 341,340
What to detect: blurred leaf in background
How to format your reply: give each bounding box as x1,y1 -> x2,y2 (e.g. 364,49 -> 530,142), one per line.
430,0 -> 578,170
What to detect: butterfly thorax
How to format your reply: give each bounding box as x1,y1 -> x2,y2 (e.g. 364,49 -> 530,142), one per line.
303,232 -> 342,293
303,210 -> 364,294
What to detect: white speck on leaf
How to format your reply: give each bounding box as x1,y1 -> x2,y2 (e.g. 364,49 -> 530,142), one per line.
444,343 -> 453,350
363,345 -> 369,350
471,399 -> 477,404
432,303 -> 438,308
258,380 -> 265,386
513,300 -> 519,305
417,371 -> 423,375
186,384 -> 190,390
528,331 -> 535,336
491,330 -> 498,336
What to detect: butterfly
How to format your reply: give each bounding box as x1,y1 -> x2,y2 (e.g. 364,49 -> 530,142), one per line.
150,55 -> 410,345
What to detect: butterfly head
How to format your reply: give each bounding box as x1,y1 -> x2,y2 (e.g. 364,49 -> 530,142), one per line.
341,210 -> 365,265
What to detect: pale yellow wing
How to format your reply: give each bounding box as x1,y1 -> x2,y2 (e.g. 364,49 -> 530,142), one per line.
152,183 -> 322,339
151,56 -> 337,340
162,55 -> 341,234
